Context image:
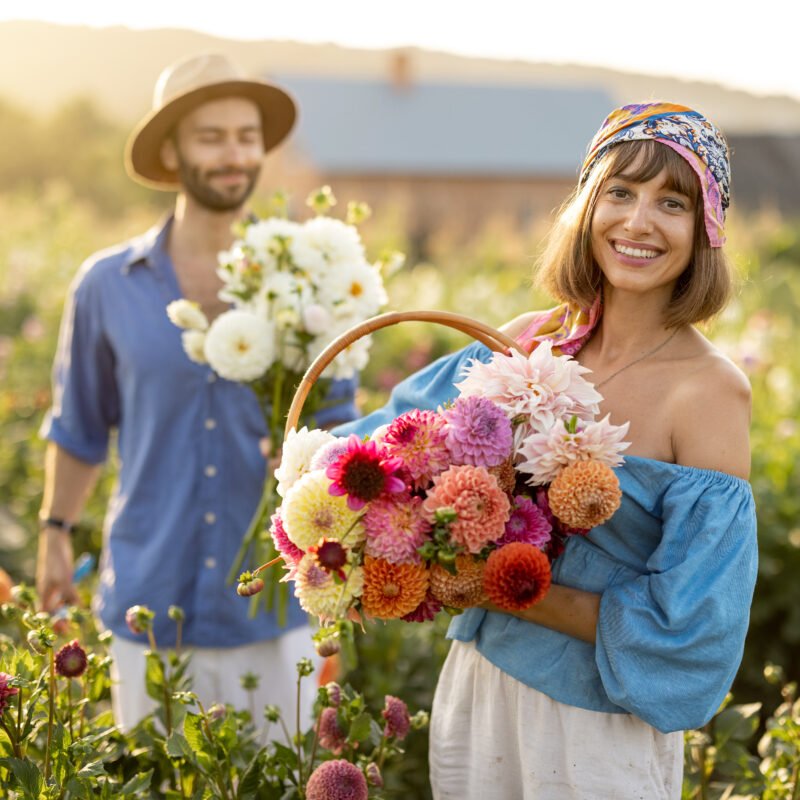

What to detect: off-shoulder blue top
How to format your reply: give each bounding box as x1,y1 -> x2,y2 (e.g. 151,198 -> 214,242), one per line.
334,342 -> 758,734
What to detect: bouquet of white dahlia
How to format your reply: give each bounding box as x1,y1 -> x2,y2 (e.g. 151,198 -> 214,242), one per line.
238,339 -> 629,643
167,189 -> 400,615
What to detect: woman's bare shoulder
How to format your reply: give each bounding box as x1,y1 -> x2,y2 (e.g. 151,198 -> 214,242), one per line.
668,343 -> 752,479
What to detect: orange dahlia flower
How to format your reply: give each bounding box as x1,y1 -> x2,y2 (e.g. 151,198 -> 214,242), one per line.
361,557 -> 430,619
547,460 -> 622,529
483,542 -> 551,610
429,554 -> 486,609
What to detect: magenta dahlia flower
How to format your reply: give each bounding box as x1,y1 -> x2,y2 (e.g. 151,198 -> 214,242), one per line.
382,695 -> 411,740
55,640 -> 88,679
497,495 -> 552,548
305,759 -> 368,800
442,396 -> 513,467
270,512 -> 304,564
0,673 -> 19,716
401,590 -> 443,623
382,409 -> 450,489
326,434 -> 405,511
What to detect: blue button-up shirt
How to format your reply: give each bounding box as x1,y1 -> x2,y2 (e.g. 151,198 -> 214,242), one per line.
41,217 -> 358,648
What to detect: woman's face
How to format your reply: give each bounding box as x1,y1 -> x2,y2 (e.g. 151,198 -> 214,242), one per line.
590,160 -> 696,302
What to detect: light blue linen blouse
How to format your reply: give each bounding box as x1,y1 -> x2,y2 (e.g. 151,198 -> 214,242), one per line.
334,341 -> 758,734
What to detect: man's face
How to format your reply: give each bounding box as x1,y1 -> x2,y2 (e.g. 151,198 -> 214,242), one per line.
164,97 -> 265,212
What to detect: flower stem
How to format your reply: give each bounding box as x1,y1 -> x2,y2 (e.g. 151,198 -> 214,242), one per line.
226,474 -> 276,585
67,679 -> 74,742
0,716 -> 20,758
296,671 -> 304,790
44,649 -> 55,781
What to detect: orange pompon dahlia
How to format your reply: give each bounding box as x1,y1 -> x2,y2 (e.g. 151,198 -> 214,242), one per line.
361,557 -> 430,619
483,542 -> 551,610
429,554 -> 486,609
547,459 -> 622,529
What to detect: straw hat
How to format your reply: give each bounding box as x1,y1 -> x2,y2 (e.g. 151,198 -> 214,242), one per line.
125,53 -> 297,190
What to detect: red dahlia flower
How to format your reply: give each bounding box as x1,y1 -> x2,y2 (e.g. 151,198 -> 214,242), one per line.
483,542 -> 551,611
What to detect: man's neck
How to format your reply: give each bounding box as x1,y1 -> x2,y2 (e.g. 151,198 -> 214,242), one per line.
168,193 -> 248,267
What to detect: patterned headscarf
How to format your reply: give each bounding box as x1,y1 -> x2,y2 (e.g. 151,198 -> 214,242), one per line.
580,102 -> 731,247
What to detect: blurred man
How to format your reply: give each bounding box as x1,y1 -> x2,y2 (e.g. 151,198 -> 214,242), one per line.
36,53 -> 356,730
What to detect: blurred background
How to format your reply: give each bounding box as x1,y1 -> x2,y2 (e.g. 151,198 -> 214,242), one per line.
1,4 -> 799,796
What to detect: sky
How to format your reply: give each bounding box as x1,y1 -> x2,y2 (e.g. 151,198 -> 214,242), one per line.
2,1 -> 797,102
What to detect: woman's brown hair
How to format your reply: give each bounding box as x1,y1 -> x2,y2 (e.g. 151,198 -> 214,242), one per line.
536,139 -> 733,327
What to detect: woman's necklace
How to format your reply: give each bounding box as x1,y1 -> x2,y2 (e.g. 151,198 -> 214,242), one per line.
594,329 -> 679,390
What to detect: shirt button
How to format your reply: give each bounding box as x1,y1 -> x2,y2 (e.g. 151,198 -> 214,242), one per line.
204,418 -> 217,430
204,465 -> 217,478
204,512 -> 216,524
207,372 -> 217,384
204,557 -> 217,569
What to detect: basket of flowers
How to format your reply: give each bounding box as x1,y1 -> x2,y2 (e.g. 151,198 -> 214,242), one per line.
237,310 -> 630,643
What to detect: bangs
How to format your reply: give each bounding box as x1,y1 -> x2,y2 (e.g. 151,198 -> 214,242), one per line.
602,139 -> 700,202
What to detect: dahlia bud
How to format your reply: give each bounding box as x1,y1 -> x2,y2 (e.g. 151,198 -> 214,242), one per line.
27,627 -> 54,653
382,695 -> 411,740
315,636 -> 341,658
306,184 -> 337,215
125,605 -> 154,636
324,681 -> 342,707
365,762 -> 383,788
264,705 -> 281,723
236,572 -> 265,597
296,657 -> 314,678
167,605 -> 185,622
240,671 -> 260,691
55,640 -> 88,678
11,584 -> 36,609
411,709 -> 430,730
207,703 -> 226,721
346,200 -> 372,226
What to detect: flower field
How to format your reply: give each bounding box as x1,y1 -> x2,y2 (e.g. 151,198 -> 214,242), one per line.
1,182 -> 800,798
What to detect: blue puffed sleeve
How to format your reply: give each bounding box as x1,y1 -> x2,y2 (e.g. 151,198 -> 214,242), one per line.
40,263 -> 121,464
313,376 -> 359,427
333,341 -> 492,438
595,469 -> 758,733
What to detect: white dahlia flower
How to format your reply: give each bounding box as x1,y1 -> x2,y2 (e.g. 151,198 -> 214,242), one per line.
166,299 -> 208,331
276,426 -> 337,497
289,217 -> 366,277
181,330 -> 207,364
203,309 -> 274,382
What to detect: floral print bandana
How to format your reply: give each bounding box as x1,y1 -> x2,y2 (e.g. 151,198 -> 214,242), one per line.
580,102 -> 731,247
514,298 -> 602,356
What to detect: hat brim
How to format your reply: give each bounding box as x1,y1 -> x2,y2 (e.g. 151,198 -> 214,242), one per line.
125,79 -> 297,190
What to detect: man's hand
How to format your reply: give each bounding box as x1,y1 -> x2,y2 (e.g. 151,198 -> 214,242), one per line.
36,528 -> 78,612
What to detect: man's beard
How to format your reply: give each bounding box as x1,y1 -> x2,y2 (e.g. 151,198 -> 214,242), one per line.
176,156 -> 261,212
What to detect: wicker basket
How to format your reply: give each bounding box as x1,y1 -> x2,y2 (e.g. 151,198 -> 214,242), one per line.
284,310 -> 525,437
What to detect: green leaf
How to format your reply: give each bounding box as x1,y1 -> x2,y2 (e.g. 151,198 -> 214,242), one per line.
78,759 -> 108,778
348,711 -> 373,743
184,712 -> 206,753
165,730 -> 193,760
2,757 -> 43,799
144,651 -> 167,702
715,703 -> 762,748
120,769 -> 154,794
237,753 -> 263,799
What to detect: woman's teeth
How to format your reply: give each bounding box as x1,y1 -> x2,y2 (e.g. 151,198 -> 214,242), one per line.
614,243 -> 659,259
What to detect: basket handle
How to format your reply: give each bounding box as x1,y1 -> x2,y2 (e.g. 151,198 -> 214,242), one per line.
284,310 -> 525,437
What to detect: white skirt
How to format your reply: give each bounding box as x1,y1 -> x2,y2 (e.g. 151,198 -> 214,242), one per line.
429,641 -> 683,800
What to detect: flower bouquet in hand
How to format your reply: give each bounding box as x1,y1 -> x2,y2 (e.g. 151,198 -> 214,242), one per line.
239,324 -> 630,645
167,188 -> 400,619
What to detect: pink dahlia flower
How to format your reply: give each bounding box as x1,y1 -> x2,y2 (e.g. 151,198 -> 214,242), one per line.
363,493 -> 431,564
270,512 -> 304,564
382,409 -> 450,489
497,495 -> 552,548
309,438 -> 351,472
0,673 -> 19,716
326,435 -> 406,511
306,759 -> 368,800
317,707 -> 347,755
382,695 -> 411,740
423,465 -> 510,553
442,396 -> 513,467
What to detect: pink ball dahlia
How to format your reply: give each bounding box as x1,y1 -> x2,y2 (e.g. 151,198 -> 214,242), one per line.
497,495 -> 552,548
442,396 -> 514,467
305,759 -> 368,800
317,707 -> 347,755
326,435 -> 406,511
423,465 -> 510,553
382,409 -> 450,489
382,695 -> 411,740
363,493 -> 431,564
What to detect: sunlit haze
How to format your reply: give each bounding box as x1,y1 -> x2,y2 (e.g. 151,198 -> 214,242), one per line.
2,0 -> 797,101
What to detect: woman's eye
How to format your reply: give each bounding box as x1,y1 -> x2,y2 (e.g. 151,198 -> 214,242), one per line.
664,198 -> 687,211
608,187 -> 629,199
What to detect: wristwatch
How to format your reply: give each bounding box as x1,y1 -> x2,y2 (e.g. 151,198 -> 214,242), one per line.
38,515 -> 75,534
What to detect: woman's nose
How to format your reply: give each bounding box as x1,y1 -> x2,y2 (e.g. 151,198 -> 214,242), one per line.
623,200 -> 654,235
